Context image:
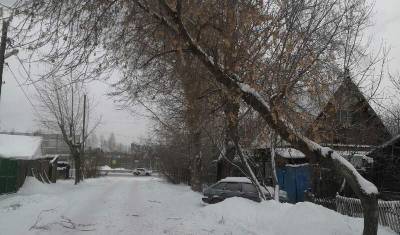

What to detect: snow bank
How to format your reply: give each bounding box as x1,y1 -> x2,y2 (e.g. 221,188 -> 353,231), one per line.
18,177 -> 54,195
17,177 -> 79,196
179,197 -> 395,235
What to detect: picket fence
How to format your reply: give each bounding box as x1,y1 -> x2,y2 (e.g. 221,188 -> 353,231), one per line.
314,195 -> 400,233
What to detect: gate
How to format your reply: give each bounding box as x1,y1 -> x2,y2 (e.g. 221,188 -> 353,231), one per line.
0,159 -> 18,194
277,164 -> 311,203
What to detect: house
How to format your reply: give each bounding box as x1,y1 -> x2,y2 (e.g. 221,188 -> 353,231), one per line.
304,74 -> 391,198
0,134 -> 52,194
306,75 -> 391,148
247,73 -> 392,202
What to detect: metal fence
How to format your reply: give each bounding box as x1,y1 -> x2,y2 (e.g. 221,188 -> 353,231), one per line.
313,195 -> 400,233
313,197 -> 336,210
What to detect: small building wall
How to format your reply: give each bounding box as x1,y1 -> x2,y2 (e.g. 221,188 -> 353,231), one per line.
0,158 -> 52,194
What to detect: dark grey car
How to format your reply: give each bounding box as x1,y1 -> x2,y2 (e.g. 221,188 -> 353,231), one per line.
202,180 -> 264,203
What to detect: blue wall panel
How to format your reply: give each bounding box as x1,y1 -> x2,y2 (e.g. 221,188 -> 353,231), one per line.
277,164 -> 311,203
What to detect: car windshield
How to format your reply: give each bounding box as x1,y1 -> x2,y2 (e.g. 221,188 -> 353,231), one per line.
242,183 -> 257,193
213,182 -> 227,190
225,182 -> 241,192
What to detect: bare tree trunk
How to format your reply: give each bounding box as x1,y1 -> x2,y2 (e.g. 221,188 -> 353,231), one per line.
234,142 -> 266,201
181,66 -> 204,192
361,195 -> 378,235
190,131 -> 202,192
269,131 -> 279,201
217,0 -> 240,181
217,94 -> 240,180
73,152 -> 81,185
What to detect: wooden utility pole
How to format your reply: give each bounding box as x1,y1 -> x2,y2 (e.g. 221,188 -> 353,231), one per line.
0,15 -> 10,100
70,85 -> 74,140
81,94 -> 87,156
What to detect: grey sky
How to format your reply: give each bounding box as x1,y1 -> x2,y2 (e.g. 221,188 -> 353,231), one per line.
0,0 -> 399,145
0,55 -> 151,145
0,0 -> 153,146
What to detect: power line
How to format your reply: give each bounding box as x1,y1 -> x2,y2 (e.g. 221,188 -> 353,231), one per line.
0,2 -> 14,9
15,55 -> 44,99
6,64 -> 43,119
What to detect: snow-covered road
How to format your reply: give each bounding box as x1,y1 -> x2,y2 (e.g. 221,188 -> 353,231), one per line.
0,176 -> 396,235
0,176 -> 203,234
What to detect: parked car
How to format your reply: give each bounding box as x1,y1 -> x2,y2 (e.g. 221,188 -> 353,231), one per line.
202,177 -> 267,203
263,186 -> 289,203
133,168 -> 152,176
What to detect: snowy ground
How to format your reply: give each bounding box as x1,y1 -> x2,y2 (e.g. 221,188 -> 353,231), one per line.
0,176 -> 396,235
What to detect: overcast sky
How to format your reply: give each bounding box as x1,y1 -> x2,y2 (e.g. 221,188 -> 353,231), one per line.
0,0 -> 399,145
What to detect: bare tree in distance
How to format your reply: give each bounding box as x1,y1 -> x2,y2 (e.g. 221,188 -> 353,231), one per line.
36,73 -> 100,184
12,1 -> 391,234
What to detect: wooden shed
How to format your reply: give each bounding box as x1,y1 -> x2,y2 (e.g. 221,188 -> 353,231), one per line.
0,134 -> 51,194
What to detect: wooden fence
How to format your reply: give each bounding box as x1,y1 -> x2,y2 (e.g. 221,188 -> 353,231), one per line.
313,195 -> 400,233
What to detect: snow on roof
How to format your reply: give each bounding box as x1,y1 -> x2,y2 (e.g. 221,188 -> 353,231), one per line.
286,163 -> 310,167
220,177 -> 252,183
275,148 -> 306,159
0,134 -> 44,160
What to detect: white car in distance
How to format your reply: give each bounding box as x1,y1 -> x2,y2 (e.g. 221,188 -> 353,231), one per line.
133,168 -> 152,176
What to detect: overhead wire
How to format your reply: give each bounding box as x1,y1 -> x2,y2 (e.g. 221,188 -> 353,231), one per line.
5,63 -> 43,119
16,55 -> 40,89
8,55 -> 50,122
0,2 -> 14,9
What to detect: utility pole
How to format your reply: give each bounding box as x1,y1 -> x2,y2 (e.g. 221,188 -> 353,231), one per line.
78,94 -> 87,182
81,94 -> 87,156
70,85 -> 74,141
0,13 -> 10,101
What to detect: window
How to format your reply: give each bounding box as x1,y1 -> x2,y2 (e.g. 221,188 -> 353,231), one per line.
336,110 -> 352,127
242,183 -> 257,193
225,182 -> 241,192
213,182 -> 227,190
351,112 -> 361,126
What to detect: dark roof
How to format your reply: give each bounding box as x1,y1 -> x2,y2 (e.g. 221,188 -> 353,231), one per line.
306,74 -> 391,137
